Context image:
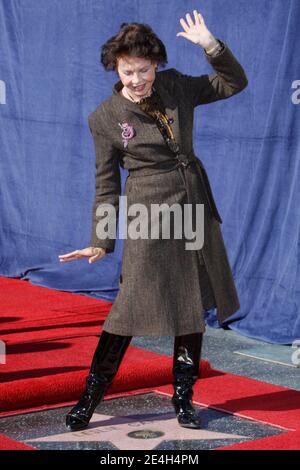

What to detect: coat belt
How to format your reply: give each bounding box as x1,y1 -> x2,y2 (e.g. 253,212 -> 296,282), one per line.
127,152 -> 223,224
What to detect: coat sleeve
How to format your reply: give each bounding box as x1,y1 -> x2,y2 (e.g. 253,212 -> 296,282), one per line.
172,40 -> 248,107
88,113 -> 121,253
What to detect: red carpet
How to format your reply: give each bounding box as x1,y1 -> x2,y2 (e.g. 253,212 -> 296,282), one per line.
155,372 -> 300,432
0,334 -> 212,416
0,277 -> 111,344
0,277 -> 212,416
155,375 -> 300,449
1,277 -> 300,450
157,371 -> 300,430
0,434 -> 35,451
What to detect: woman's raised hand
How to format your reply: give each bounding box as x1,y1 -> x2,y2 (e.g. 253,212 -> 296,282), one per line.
58,247 -> 106,264
177,9 -> 217,50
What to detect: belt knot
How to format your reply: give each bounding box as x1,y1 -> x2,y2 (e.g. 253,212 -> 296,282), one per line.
175,153 -> 196,168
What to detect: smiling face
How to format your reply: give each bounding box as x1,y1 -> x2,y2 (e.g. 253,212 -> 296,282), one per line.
116,55 -> 158,100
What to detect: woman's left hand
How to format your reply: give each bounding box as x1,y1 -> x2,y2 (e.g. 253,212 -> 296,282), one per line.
177,9 -> 217,50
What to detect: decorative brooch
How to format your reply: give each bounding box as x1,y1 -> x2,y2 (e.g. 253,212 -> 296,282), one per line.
118,121 -> 136,149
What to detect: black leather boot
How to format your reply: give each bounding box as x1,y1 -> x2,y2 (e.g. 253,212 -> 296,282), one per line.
66,330 -> 132,431
171,332 -> 203,429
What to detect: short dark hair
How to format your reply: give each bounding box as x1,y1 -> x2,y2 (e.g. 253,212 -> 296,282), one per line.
101,23 -> 168,71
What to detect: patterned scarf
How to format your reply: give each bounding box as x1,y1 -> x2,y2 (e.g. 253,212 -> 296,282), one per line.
137,89 -> 177,146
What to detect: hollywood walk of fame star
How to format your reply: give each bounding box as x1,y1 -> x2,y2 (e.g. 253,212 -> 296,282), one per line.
27,411 -> 248,450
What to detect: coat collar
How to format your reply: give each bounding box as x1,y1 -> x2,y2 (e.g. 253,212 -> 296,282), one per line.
111,71 -> 182,151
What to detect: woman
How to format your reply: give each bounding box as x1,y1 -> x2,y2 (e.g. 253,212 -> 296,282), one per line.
59,10 -> 248,431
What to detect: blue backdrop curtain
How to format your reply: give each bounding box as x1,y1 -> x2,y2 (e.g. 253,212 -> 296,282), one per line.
1,0 -> 299,343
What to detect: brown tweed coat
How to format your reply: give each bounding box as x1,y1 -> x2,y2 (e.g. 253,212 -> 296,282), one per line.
88,40 -> 248,336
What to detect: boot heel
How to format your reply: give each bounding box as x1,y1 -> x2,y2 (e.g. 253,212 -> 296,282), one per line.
171,384 -> 202,429
66,374 -> 107,431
